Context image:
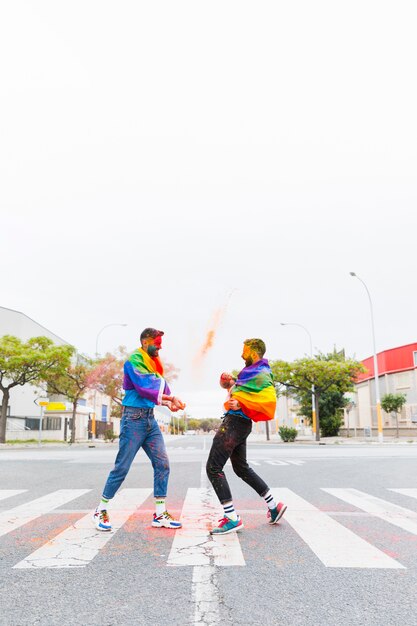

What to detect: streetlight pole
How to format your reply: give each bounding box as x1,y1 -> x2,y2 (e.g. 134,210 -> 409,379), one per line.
349,272 -> 383,443
93,323 -> 127,438
280,322 -> 316,439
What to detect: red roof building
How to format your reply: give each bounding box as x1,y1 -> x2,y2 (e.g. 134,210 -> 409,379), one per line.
349,343 -> 417,435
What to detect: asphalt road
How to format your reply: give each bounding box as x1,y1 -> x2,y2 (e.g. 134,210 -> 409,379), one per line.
1,436 -> 417,626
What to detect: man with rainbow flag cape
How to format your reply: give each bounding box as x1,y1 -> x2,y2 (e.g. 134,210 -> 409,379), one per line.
93,328 -> 186,531
207,338 -> 287,535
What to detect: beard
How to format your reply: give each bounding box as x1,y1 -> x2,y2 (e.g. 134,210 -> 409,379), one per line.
244,357 -> 253,367
147,345 -> 159,357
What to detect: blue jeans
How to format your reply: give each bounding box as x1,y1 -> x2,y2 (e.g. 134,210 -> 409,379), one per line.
102,406 -> 170,500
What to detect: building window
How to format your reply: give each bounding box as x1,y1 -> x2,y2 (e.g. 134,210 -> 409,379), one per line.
413,351 -> 417,367
78,398 -> 87,407
101,404 -> 108,420
395,371 -> 411,389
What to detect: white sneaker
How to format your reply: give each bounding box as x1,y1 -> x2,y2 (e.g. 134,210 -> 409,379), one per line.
152,511 -> 182,529
93,508 -> 112,531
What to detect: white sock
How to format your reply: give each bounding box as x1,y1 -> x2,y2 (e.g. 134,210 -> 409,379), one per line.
98,497 -> 110,511
223,501 -> 238,521
264,490 -> 277,510
155,498 -> 166,516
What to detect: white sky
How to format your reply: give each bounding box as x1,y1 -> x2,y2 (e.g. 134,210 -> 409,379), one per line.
1,1 -> 416,417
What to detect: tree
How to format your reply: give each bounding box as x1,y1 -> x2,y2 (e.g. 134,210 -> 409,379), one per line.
0,335 -> 73,443
294,351 -> 353,436
271,355 -> 365,441
381,393 -> 407,438
44,355 -> 97,443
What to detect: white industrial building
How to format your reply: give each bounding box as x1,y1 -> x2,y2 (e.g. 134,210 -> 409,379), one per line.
0,306 -> 115,441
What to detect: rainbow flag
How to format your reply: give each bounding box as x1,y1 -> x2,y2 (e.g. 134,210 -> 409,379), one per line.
229,359 -> 276,422
124,348 -> 170,405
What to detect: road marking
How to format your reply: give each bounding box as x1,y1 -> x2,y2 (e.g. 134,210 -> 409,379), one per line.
286,460 -> 305,466
271,488 -> 403,569
265,460 -> 288,466
0,490 -> 27,502
323,488 -> 417,536
167,488 -> 245,567
14,488 -> 152,569
248,460 -> 261,466
0,490 -> 90,539
192,566 -> 220,625
389,488 -> 417,501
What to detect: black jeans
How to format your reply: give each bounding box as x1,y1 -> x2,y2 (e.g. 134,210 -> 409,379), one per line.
206,412 -> 269,504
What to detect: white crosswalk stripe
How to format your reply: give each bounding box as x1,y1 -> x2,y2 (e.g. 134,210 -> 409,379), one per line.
0,490 -> 90,539
389,488 -> 417,501
265,460 -> 289,466
323,488 -> 417,536
14,488 -> 152,569
167,488 -> 245,567
2,487 -> 417,571
270,488 -> 403,569
0,490 -> 27,502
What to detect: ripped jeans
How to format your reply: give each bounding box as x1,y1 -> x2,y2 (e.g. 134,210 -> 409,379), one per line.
102,406 -> 170,499
206,412 -> 269,504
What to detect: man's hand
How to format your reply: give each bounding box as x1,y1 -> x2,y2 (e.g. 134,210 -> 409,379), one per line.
161,394 -> 186,411
171,396 -> 186,410
225,398 -> 241,411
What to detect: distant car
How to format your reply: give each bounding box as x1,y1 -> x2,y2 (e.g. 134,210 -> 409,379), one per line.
186,430 -> 196,435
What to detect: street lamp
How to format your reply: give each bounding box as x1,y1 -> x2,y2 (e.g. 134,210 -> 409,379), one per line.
95,323 -> 128,357
349,272 -> 383,443
280,322 -> 317,439
93,323 -> 127,438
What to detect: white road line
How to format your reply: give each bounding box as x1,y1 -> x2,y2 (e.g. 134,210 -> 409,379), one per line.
286,460 -> 305,466
167,488 -> 245,567
248,460 -> 261,466
192,566 -> 220,625
0,490 -> 26,502
389,488 -> 417,501
323,488 -> 417,536
0,490 -> 90,539
14,488 -> 152,569
271,488 -> 403,569
265,460 -> 288,466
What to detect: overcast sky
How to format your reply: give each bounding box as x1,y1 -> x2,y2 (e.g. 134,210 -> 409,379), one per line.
1,1 -> 416,417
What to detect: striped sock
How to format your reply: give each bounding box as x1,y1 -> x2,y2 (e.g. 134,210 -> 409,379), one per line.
223,501 -> 238,521
98,497 -> 110,511
155,498 -> 166,516
264,490 -> 277,510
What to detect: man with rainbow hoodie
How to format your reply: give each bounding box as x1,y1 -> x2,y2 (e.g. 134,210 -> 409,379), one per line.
93,328 -> 185,531
206,338 -> 287,534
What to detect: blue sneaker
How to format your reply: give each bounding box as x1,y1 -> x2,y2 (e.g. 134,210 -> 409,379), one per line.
152,511 -> 182,529
210,516 -> 244,535
93,508 -> 112,531
268,502 -> 287,525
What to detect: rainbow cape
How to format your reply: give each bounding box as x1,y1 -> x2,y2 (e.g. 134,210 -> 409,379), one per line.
124,348 -> 170,405
228,359 -> 276,422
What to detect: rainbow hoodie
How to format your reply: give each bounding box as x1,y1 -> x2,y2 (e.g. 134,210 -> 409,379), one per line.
122,348 -> 171,408
227,359 -> 276,422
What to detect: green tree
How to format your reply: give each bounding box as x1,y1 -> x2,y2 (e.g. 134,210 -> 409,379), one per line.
271,355 -> 365,441
381,393 -> 407,438
295,350 -> 353,436
44,355 -> 97,443
0,335 -> 73,443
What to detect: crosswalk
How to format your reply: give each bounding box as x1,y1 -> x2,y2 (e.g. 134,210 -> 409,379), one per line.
1,487 -> 416,571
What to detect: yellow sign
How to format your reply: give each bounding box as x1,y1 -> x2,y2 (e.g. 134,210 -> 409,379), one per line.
39,401 -> 49,407
46,402 -> 67,411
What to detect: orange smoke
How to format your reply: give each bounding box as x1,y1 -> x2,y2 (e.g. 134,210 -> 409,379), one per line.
193,291 -> 236,369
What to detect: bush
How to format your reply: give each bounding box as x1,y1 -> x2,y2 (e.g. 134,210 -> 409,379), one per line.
320,414 -> 343,437
279,426 -> 298,442
104,429 -> 117,442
